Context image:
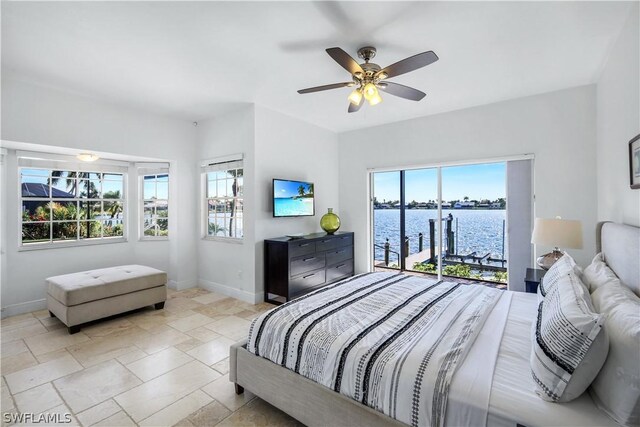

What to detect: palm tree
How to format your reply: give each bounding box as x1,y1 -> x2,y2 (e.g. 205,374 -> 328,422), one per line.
208,222 -> 226,236
297,185 -> 306,197
307,183 -> 314,195
50,172 -> 99,238
50,172 -> 99,197
103,190 -> 122,223
228,170 -> 242,238
463,196 -> 469,201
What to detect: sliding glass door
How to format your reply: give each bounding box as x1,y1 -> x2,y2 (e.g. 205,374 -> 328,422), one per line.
371,161 -> 509,286
440,163 -> 507,283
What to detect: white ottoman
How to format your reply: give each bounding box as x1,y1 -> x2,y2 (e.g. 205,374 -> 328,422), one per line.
46,265 -> 167,334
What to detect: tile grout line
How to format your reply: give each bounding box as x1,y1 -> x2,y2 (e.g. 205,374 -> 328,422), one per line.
50,380 -> 77,419
110,395 -> 134,427
113,357 -> 146,385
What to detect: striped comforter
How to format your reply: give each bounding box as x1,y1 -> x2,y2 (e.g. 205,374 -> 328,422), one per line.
248,272 -> 504,427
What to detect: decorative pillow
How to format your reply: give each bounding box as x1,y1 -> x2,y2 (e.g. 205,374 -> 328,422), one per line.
589,279 -> 640,426
530,270 -> 608,402
538,252 -> 583,300
583,253 -> 620,293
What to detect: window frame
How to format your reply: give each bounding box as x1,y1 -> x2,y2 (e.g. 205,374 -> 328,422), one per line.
139,172 -> 169,241
18,166 -> 128,250
202,160 -> 244,243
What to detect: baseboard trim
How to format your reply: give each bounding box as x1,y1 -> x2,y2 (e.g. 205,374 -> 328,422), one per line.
1,298 -> 47,319
0,281 -> 259,318
198,279 -> 261,304
168,279 -> 197,291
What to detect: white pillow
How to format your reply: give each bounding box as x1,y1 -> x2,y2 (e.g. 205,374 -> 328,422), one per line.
530,270 -> 608,402
583,253 -> 619,293
538,252 -> 584,301
589,279 -> 640,426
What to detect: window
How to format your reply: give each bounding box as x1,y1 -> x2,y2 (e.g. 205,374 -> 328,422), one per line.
20,168 -> 126,246
141,173 -> 169,239
203,158 -> 243,240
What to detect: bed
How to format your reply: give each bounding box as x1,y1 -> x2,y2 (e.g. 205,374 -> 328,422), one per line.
230,222 -> 639,427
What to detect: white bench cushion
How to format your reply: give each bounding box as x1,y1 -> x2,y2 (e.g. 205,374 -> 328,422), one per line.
47,265 -> 167,306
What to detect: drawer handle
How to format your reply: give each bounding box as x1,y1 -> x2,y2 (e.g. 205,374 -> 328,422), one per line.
341,236 -> 349,240
321,239 -> 331,243
334,249 -> 346,254
303,257 -> 316,262
302,273 -> 316,279
336,263 -> 346,269
299,243 -> 310,247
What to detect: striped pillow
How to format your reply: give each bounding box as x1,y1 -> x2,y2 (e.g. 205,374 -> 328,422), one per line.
531,269 -> 608,402
538,253 -> 583,301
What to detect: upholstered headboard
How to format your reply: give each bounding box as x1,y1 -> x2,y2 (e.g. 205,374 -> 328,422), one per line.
596,222 -> 640,297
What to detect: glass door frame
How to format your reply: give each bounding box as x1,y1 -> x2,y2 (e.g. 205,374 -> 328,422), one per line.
367,154 -> 534,281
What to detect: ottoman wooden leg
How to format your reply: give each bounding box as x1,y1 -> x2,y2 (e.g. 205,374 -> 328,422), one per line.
68,325 -> 81,334
49,311 -> 55,318
154,301 -> 165,310
235,384 -> 244,395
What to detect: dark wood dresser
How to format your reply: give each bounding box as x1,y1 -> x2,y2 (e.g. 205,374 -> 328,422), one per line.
264,232 -> 354,304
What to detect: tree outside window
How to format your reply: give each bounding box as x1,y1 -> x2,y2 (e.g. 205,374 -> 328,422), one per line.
205,167 -> 243,239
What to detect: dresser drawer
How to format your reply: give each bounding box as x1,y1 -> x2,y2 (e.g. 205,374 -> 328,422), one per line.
290,269 -> 326,297
326,261 -> 354,283
289,241 -> 316,258
316,234 -> 353,252
290,254 -> 326,277
325,246 -> 353,266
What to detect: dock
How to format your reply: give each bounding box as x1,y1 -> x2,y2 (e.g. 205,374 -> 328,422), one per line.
374,248 -> 435,269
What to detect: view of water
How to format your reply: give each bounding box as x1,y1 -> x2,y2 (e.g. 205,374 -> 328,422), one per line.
273,198 -> 314,217
374,209 -> 506,264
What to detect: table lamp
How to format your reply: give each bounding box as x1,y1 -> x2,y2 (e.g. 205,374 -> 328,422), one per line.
531,217 -> 583,270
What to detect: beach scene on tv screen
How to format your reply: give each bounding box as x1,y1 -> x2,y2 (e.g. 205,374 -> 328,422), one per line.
274,180 -> 314,216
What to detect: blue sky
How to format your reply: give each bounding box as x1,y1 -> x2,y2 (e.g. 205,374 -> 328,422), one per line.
374,162 -> 505,202
274,179 -> 313,199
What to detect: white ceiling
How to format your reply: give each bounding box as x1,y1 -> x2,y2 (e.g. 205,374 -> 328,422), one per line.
1,1 -> 633,132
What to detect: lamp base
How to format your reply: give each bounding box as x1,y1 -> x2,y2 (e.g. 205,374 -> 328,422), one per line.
536,249 -> 564,270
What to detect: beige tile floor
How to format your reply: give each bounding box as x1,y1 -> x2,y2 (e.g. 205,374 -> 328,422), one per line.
0,288 -> 304,427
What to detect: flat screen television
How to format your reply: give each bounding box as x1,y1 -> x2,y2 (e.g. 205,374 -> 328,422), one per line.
273,179 -> 315,217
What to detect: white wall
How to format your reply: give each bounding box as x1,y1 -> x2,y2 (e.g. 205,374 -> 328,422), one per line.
596,3 -> 640,227
339,86 -> 598,278
196,106 -> 258,303
195,105 -> 340,302
253,105 -> 340,295
1,76 -> 198,316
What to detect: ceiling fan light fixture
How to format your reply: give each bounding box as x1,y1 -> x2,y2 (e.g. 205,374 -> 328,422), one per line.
348,88 -> 363,105
297,46 -> 438,113
368,91 -> 383,106
76,152 -> 100,162
363,83 -> 378,101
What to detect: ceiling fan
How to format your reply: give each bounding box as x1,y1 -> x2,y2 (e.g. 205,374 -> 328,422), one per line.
297,46 -> 438,113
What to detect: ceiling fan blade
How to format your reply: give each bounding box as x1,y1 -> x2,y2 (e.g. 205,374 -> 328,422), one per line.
348,97 -> 364,113
326,47 -> 364,76
378,51 -> 438,79
378,82 -> 426,101
297,82 -> 353,94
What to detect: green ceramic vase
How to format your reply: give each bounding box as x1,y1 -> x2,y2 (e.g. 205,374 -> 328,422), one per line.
320,208 -> 341,234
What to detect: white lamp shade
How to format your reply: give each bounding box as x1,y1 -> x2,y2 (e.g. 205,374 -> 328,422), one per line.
531,217 -> 583,249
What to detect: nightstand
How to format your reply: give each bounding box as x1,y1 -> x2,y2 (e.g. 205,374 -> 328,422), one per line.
525,268 -> 546,293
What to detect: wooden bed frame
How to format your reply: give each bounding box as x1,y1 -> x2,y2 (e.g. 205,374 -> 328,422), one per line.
230,222 -> 639,427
